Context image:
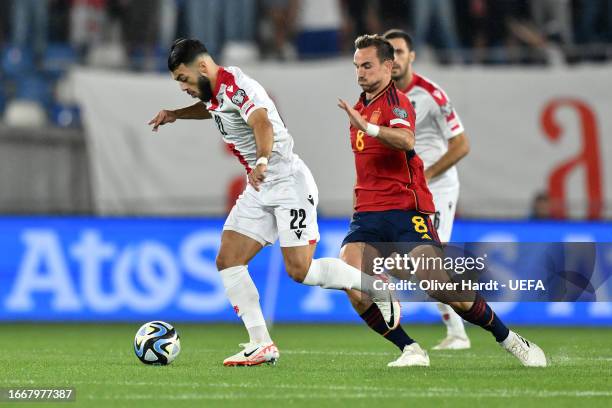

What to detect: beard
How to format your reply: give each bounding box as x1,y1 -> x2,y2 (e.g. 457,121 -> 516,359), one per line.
391,64 -> 407,81
359,79 -> 382,94
197,75 -> 214,102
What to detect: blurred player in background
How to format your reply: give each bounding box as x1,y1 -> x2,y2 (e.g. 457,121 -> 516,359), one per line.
149,39 -> 399,367
338,34 -> 546,367
384,29 -> 471,350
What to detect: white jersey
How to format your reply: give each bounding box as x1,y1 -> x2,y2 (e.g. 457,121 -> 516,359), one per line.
402,73 -> 464,192
204,66 -> 297,181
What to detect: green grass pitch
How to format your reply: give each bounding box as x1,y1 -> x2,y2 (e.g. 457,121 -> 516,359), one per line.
1,323 -> 611,408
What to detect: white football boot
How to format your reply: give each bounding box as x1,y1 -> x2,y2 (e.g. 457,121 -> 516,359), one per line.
370,275 -> 401,330
500,331 -> 547,367
371,295 -> 401,330
223,342 -> 279,366
387,343 -> 430,367
432,335 -> 471,350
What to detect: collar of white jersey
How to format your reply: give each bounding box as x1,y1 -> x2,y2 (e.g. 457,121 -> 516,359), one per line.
206,66 -> 230,109
400,72 -> 421,94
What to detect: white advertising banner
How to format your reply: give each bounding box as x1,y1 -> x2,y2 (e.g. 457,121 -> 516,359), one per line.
73,62 -> 612,218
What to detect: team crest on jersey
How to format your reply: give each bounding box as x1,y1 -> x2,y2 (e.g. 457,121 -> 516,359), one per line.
393,106 -> 408,119
231,89 -> 247,106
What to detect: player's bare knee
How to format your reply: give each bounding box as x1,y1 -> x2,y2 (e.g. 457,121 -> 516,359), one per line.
286,265 -> 309,283
448,301 -> 471,313
284,258 -> 310,283
346,289 -> 363,308
287,269 -> 306,283
215,253 -> 242,271
215,256 -> 230,271
345,289 -> 372,314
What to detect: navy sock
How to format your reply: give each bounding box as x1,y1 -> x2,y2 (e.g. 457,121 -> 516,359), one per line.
456,294 -> 510,342
359,303 -> 415,351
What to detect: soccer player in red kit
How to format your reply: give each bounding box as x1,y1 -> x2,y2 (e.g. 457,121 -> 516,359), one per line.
384,29 -> 471,350
337,34 -> 547,367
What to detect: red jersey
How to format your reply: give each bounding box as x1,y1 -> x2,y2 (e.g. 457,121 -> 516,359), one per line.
350,81 -> 435,214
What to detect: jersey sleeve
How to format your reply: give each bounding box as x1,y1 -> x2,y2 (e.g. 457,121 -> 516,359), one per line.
430,87 -> 464,139
384,92 -> 416,131
222,70 -> 269,123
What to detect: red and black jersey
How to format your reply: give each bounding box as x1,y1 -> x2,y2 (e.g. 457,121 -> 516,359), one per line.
349,81 -> 436,214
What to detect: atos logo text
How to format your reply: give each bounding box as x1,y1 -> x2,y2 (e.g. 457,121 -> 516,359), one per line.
4,229 -> 227,314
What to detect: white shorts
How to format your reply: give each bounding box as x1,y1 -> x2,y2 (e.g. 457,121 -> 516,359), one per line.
429,187 -> 459,243
223,158 -> 320,247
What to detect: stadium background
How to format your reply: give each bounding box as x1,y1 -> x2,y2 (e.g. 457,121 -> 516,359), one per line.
0,0 -> 611,328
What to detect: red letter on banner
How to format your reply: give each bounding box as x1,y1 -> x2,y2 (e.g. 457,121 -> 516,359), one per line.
541,99 -> 602,219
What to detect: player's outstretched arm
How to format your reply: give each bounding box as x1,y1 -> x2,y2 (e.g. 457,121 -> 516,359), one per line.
148,102 -> 211,131
337,98 -> 414,151
247,108 -> 274,191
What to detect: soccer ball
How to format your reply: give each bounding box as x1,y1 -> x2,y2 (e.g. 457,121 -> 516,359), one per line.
134,321 -> 181,365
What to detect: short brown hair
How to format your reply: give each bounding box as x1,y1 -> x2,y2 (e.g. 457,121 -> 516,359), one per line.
354,34 -> 394,63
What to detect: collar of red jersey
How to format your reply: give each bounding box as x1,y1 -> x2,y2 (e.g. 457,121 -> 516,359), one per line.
360,80 -> 395,105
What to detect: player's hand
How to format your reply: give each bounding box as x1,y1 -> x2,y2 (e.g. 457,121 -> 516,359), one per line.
337,98 -> 367,131
148,110 -> 177,132
248,163 -> 267,191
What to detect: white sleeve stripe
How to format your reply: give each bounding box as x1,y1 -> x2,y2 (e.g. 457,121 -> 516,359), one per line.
244,104 -> 255,115
390,118 -> 411,127
241,100 -> 255,113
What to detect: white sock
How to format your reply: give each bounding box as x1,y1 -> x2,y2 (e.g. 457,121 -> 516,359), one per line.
302,258 -> 382,297
219,265 -> 272,344
437,302 -> 467,338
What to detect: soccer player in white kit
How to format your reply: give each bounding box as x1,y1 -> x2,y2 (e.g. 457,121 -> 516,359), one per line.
384,29 -> 472,350
148,39 -> 400,366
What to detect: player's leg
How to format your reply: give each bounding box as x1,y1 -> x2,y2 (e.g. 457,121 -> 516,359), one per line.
341,242 -> 429,367
216,230 -> 268,343
448,294 -> 545,366
279,242 -> 400,332
408,242 -> 547,367
219,189 -> 279,366
430,187 -> 470,350
273,160 -> 399,328
434,303 -> 469,349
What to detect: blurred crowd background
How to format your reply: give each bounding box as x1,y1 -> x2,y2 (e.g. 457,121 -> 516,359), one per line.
0,0 -> 610,219
3,0 -> 612,66
0,0 -> 611,127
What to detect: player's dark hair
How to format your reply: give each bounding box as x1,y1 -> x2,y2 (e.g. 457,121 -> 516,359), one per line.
167,38 -> 208,71
383,29 -> 414,51
354,34 -> 395,63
